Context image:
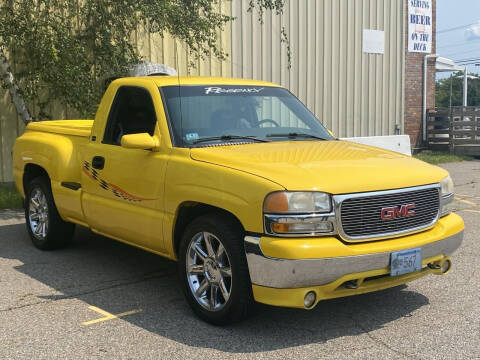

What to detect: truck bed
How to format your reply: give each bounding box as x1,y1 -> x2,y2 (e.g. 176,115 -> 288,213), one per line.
26,120 -> 94,137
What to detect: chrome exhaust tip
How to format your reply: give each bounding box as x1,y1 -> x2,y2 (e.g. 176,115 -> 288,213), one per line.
441,259 -> 452,274
428,257 -> 452,275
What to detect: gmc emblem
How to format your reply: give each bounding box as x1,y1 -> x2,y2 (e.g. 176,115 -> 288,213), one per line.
381,204 -> 416,220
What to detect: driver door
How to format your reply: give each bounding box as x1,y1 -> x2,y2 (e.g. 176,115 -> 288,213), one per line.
81,84 -> 168,252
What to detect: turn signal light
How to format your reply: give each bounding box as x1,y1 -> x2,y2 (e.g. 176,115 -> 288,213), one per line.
264,192 -> 288,212
271,223 -> 290,233
269,220 -> 333,234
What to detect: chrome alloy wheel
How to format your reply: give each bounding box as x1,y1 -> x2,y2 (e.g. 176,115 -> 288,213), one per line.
186,232 -> 232,312
28,188 -> 49,240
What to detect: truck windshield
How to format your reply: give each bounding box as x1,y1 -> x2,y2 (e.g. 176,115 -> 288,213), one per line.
161,85 -> 333,147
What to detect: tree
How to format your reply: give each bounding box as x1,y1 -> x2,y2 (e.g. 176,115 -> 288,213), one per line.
436,71 -> 480,108
0,0 -> 288,122
0,47 -> 33,122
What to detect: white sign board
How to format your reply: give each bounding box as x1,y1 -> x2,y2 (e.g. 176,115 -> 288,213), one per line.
408,0 -> 433,53
363,30 -> 385,54
341,136 -> 412,156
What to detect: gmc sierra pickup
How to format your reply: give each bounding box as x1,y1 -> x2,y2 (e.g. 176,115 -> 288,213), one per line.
13,76 -> 464,324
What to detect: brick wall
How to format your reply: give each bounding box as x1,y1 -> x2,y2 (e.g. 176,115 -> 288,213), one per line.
404,0 -> 436,148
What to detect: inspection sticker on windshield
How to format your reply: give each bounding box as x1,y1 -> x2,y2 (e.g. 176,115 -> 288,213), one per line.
185,133 -> 199,141
204,87 -> 264,95
390,248 -> 421,276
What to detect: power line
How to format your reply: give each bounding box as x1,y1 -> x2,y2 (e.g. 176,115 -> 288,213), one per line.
437,22 -> 476,34
455,61 -> 480,65
456,59 -> 480,63
437,38 -> 480,49
442,48 -> 480,58
451,60 -> 480,68
454,56 -> 480,62
454,58 -> 480,65
460,61 -> 480,65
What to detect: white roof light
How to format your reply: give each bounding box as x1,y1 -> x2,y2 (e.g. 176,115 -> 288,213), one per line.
129,62 -> 177,77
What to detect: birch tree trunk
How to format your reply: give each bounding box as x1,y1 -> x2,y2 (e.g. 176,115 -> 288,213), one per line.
0,47 -> 33,124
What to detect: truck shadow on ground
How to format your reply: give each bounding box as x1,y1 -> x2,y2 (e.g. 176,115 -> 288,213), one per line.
1,222 -> 430,353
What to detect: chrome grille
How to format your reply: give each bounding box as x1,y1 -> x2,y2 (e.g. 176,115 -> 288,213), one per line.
338,186 -> 440,241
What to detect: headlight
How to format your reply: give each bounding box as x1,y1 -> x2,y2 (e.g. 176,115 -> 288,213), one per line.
264,191 -> 331,214
263,192 -> 335,236
440,175 -> 455,217
440,175 -> 454,196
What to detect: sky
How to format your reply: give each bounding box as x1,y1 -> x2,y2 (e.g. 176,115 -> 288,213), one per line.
437,0 -> 480,76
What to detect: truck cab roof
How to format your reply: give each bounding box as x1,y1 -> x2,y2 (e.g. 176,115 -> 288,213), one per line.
114,76 -> 281,88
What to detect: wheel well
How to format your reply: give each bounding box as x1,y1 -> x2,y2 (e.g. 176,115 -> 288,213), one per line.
23,164 -> 50,194
173,202 -> 245,257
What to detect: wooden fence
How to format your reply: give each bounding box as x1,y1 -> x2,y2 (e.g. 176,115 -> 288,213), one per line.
426,107 -> 480,156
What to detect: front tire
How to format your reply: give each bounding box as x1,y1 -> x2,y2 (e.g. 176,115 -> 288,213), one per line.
178,214 -> 254,325
25,176 -> 75,250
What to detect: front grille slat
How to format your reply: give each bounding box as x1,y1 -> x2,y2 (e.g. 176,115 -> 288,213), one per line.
342,194 -> 437,203
342,199 -> 438,209
341,213 -> 437,222
341,196 -> 438,206
339,187 -> 440,241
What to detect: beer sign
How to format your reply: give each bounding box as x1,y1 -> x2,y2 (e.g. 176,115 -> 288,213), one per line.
408,0 -> 433,53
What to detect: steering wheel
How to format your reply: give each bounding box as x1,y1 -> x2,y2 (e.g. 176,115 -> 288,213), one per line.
258,119 -> 280,127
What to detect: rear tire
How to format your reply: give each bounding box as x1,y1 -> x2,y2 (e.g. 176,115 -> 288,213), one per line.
25,176 -> 75,250
178,214 -> 254,325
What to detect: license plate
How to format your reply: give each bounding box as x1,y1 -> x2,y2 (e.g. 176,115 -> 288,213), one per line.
390,248 -> 422,276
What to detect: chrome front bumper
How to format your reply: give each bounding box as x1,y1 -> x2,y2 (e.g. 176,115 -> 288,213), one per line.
244,231 -> 464,289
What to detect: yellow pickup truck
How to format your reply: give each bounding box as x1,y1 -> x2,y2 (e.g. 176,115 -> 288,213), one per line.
13,76 -> 464,324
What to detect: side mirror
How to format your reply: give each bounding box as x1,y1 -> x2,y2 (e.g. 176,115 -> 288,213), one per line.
121,133 -> 160,151
328,129 -> 334,137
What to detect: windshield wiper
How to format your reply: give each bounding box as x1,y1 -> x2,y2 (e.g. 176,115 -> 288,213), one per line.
266,132 -> 328,140
193,135 -> 270,145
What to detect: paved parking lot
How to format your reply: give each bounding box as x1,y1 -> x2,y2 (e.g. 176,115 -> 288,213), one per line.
1,161 -> 479,360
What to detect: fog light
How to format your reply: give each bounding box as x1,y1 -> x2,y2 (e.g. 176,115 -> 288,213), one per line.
441,259 -> 452,274
304,291 -> 316,308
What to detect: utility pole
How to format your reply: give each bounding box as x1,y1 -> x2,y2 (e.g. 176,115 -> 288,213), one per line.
463,66 -> 468,107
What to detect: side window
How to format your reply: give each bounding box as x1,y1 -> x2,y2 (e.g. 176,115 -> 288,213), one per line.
103,86 -> 157,145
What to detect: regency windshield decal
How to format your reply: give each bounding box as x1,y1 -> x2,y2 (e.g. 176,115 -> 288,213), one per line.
204,87 -> 264,95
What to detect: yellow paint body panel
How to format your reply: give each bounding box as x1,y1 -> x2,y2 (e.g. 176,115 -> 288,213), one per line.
152,76 -> 282,88
12,76 -> 465,309
26,120 -> 94,137
190,140 -> 449,193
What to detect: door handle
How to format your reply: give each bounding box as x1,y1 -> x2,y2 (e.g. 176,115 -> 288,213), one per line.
92,156 -> 105,170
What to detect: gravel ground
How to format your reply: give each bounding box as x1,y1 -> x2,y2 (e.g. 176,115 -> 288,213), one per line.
0,161 -> 479,360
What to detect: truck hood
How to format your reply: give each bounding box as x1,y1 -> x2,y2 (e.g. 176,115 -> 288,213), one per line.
190,140 -> 448,194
